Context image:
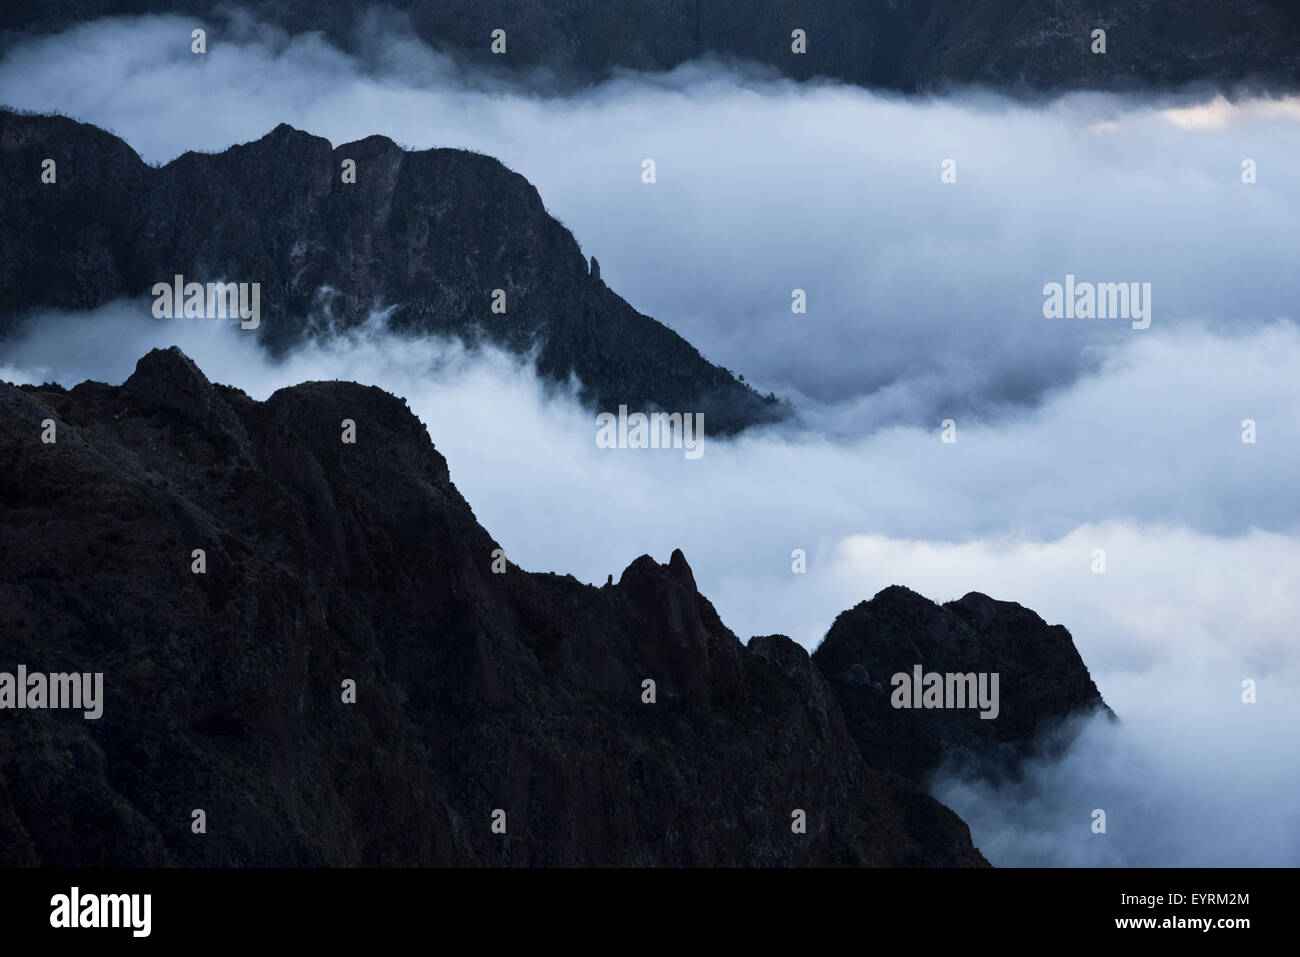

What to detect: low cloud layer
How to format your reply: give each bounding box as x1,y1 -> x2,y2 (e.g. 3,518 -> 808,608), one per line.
932,690 -> 1300,867
7,305 -> 1300,605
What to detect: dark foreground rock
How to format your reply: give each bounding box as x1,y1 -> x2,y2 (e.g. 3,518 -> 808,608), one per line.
0,347 -> 981,866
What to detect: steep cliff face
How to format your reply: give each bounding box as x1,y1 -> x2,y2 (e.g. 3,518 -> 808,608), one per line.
0,347 -> 983,866
0,111 -> 783,434
3,0 -> 1295,93
813,586 -> 1112,784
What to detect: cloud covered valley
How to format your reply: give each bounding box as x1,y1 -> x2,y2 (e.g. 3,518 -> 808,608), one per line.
2,12 -> 1298,865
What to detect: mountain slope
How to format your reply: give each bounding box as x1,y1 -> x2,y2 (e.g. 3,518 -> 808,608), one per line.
0,347 -> 982,866
0,110 -> 783,434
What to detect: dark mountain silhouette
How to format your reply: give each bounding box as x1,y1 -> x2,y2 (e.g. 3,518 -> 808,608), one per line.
3,1 -> 1296,94
0,110 -> 783,434
814,586 -> 1113,784
0,347 -> 990,866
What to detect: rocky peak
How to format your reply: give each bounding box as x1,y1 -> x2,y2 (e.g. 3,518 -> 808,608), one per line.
813,585 -> 1111,783
123,346 -> 253,458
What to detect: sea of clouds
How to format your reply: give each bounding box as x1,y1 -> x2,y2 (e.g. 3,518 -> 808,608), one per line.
1,11 -> 1297,865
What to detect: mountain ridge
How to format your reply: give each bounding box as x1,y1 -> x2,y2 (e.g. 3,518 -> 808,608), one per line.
3,1 -> 1297,95
0,346 -> 1110,865
0,109 -> 784,434
0,346 -> 975,865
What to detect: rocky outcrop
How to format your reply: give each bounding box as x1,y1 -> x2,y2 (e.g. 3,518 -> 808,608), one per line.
812,586 -> 1112,784
0,111 -> 783,434
0,347 -> 982,866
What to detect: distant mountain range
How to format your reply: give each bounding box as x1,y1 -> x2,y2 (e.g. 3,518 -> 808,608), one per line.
0,110 -> 784,433
0,347 -> 1109,865
4,1 -> 1297,93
